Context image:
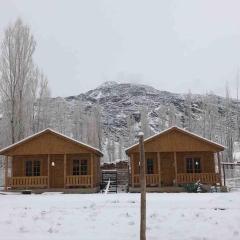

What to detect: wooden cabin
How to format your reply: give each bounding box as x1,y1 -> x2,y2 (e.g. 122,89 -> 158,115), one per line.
0,128 -> 103,193
125,126 -> 224,192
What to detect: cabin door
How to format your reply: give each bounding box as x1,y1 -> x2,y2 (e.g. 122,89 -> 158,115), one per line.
50,155 -> 64,188
160,153 -> 175,186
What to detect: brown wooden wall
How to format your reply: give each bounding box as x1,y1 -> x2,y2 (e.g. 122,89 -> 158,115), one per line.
5,132 -> 97,156
12,155 -> 48,177
130,151 -> 215,175
12,153 -> 101,187
176,152 -> 215,173
128,130 -> 222,153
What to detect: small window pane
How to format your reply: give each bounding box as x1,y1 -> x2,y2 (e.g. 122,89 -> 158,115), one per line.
80,160 -> 88,175
194,158 -> 201,173
33,160 -> 40,176
186,158 -> 193,173
73,160 -> 80,175
147,159 -> 154,174
25,161 -> 32,176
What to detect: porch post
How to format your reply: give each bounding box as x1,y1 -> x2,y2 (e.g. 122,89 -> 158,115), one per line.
131,154 -> 134,187
4,156 -> 8,191
174,152 -> 178,186
47,154 -> 50,189
64,154 -> 67,188
217,152 -> 222,186
223,164 -> 226,186
157,152 -> 161,187
91,153 -> 94,188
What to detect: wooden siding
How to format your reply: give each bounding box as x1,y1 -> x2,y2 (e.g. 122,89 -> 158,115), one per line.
9,153 -> 100,189
4,132 -> 94,156
127,129 -> 223,153
130,151 -> 219,186
12,155 -> 48,177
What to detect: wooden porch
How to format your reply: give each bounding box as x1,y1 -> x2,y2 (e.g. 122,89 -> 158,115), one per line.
0,128 -> 103,192
7,175 -> 93,189
4,153 -> 99,190
132,173 -> 220,187
130,151 -> 222,188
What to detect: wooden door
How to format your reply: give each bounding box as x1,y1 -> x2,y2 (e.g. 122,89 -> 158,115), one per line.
160,152 -> 175,186
50,155 -> 64,188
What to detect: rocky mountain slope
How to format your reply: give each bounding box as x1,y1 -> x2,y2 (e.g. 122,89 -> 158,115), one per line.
48,81 -> 233,162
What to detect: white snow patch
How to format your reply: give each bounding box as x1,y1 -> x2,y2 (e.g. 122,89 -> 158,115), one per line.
0,192 -> 240,240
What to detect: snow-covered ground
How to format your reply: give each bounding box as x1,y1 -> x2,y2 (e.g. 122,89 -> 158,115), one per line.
1,191 -> 240,240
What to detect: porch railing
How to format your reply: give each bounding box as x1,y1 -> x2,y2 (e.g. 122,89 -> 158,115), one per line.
133,174 -> 159,186
66,175 -> 92,187
177,173 -> 220,185
8,176 -> 48,188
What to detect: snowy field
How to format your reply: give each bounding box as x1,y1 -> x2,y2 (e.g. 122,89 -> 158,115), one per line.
1,192 -> 240,240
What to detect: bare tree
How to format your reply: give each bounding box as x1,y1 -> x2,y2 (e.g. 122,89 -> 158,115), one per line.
224,82 -> 234,162
0,18 -> 36,143
185,90 -> 192,131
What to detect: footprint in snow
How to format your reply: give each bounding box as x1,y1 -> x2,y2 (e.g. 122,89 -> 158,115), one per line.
19,226 -> 28,233
233,231 -> 239,236
4,220 -> 11,224
48,227 -> 58,234
33,216 -> 39,221
128,221 -> 135,226
150,213 -> 157,218
126,212 -> 131,217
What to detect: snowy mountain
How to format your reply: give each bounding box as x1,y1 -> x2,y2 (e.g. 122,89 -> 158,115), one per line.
47,81 -> 236,162
67,81 -> 187,132
0,80 -> 237,166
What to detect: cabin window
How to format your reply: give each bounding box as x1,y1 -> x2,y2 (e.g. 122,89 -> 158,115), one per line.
80,160 -> 88,175
25,160 -> 40,176
72,159 -> 88,175
26,161 -> 32,176
73,160 -> 80,175
186,157 -> 201,173
146,159 -> 154,174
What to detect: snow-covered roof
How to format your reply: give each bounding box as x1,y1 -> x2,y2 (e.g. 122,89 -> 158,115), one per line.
125,126 -> 225,154
0,128 -> 103,156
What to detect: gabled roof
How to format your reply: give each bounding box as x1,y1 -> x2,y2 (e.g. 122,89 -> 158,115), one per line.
125,126 -> 225,154
0,128 -> 103,157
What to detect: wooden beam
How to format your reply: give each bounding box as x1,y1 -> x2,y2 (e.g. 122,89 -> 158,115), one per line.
4,156 -> 8,191
131,154 -> 134,187
64,154 -> 67,188
223,164 -> 226,186
139,133 -> 146,240
157,152 -> 161,187
10,156 -> 13,178
174,152 -> 177,186
47,154 -> 50,189
91,153 -> 94,188
217,152 -> 222,186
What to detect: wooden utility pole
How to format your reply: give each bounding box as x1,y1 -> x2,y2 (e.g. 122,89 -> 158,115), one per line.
139,132 -> 146,240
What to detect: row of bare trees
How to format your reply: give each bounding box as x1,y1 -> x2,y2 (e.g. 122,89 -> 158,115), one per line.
0,19 -> 51,146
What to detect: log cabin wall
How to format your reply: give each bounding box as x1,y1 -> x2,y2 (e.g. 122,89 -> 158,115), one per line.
131,151 -> 215,175
127,127 -> 224,187
127,127 -> 224,154
176,152 -> 215,173
12,155 -> 48,177
4,132 -> 94,156
66,153 -> 91,176
2,129 -> 103,191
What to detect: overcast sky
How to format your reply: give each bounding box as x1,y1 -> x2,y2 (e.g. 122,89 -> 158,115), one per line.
1,0 -> 240,97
